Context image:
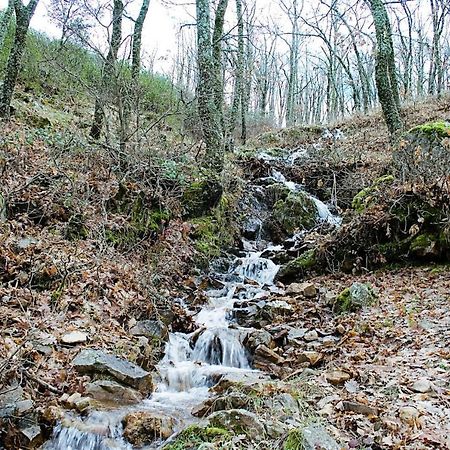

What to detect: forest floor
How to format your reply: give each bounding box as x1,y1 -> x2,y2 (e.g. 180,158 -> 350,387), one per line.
0,91 -> 449,449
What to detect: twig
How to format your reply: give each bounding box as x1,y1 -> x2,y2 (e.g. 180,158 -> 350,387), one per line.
23,370 -> 62,395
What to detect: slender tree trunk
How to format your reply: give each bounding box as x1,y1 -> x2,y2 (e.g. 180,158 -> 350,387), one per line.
90,0 -> 123,140
0,0 -> 14,50
120,0 -> 150,153
367,0 -> 402,137
227,0 -> 244,148
0,0 -> 40,118
196,0 -> 227,174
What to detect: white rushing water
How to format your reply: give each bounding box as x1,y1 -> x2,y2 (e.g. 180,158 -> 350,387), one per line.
44,248 -> 281,450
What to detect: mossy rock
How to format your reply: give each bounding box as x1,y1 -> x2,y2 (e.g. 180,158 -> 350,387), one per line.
105,184 -> 169,248
276,249 -> 317,283
409,121 -> 450,138
65,213 -> 88,240
410,232 -> 449,258
394,121 -> 450,182
352,175 -> 394,213
163,425 -> 230,450
334,282 -> 376,313
273,191 -> 317,235
182,178 -> 223,218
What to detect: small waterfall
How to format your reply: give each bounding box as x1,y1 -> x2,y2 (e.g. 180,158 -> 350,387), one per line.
271,169 -> 341,226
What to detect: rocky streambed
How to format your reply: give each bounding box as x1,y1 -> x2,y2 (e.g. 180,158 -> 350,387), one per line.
33,147 -> 344,450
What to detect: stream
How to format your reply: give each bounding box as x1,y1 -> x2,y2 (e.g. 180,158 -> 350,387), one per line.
44,159 -> 341,450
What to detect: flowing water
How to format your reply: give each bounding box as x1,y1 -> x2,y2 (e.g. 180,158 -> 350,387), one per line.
44,159 -> 340,450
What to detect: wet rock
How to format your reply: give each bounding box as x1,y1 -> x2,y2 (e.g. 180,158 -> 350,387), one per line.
411,378 -> 432,393
85,380 -> 143,405
244,329 -> 275,351
130,320 -> 169,341
60,331 -> 88,345
123,411 -> 175,445
19,424 -> 42,446
243,218 -> 262,240
286,282 -> 317,298
304,330 -> 319,342
267,300 -> 293,315
72,349 -> 153,393
302,424 -> 340,450
325,370 -> 351,385
208,409 -> 265,441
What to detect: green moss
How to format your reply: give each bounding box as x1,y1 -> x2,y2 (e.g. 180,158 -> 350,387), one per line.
163,425 -> 230,450
65,214 -> 88,241
352,175 -> 394,213
284,429 -> 304,450
273,192 -> 317,234
190,194 -> 239,265
277,249 -> 317,282
410,121 -> 450,138
334,283 -> 376,313
182,177 -> 223,218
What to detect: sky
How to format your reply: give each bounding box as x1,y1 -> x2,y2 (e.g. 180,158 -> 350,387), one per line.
0,0 -> 190,73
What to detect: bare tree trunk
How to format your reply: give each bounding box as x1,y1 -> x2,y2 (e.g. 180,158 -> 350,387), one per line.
367,0 -> 402,137
0,0 -> 14,50
227,0 -> 244,148
196,0 -> 227,174
0,0 -> 40,118
90,0 -> 123,140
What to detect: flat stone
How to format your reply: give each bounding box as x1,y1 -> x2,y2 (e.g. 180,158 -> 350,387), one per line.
86,380 -> 143,405
255,344 -> 285,365
286,282 -> 317,298
212,371 -> 269,394
61,331 -> 88,345
208,409 -> 265,441
72,349 -> 153,393
342,401 -> 379,416
288,327 -> 308,341
244,329 -> 275,351
411,378 -> 432,393
20,425 -> 42,444
298,351 -> 323,366
325,370 -> 351,385
268,300 -> 293,315
130,320 -> 168,341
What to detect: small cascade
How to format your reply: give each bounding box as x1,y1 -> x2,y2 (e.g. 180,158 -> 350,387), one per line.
44,145 -> 342,450
271,169 -> 341,226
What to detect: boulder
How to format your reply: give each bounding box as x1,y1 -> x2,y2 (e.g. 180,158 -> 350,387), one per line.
129,320 -> 169,341
123,411 -> 175,445
302,424 -> 340,450
208,409 -> 265,441
85,380 -> 143,405
72,349 -> 153,393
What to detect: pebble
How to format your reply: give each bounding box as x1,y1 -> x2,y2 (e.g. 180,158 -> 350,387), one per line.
325,370 -> 351,385
411,378 -> 432,393
399,406 -> 420,425
61,331 -> 88,345
304,330 -> 319,341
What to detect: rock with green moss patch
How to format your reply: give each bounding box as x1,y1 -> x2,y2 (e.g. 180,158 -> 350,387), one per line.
182,178 -> 223,218
276,249 -> 317,283
273,192 -> 317,235
164,425 -> 230,450
208,409 -> 265,441
352,175 -> 394,213
410,232 -> 445,257
394,121 -> 450,182
334,282 -> 376,313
